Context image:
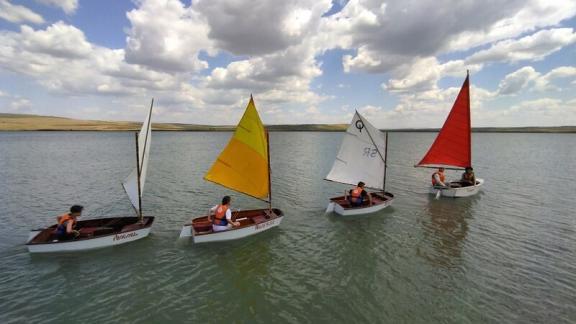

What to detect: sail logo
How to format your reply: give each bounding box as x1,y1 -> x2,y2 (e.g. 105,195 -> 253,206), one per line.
363,147 -> 378,158
255,219 -> 276,230
113,232 -> 138,241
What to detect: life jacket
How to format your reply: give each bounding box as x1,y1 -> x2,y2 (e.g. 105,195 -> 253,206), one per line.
462,172 -> 474,182
213,205 -> 229,226
350,187 -> 363,202
56,213 -> 75,235
432,172 -> 445,185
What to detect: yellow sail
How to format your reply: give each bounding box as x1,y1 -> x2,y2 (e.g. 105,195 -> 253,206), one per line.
204,96 -> 270,200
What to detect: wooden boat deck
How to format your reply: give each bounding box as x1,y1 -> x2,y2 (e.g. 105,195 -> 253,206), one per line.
190,208 -> 283,236
330,192 -> 394,210
27,216 -> 154,245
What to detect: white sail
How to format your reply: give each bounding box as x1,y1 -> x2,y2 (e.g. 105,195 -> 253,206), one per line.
122,99 -> 153,214
325,111 -> 387,190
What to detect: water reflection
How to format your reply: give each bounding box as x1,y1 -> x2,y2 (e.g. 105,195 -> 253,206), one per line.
419,196 -> 478,268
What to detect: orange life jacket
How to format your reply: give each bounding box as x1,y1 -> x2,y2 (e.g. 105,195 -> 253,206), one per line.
56,213 -> 75,235
350,187 -> 363,202
213,205 -> 229,226
57,213 -> 75,227
432,172 -> 445,185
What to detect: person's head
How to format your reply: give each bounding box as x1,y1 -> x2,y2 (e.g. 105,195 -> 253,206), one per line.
70,205 -> 83,217
357,181 -> 365,188
438,167 -> 445,173
465,167 -> 473,173
221,196 -> 231,206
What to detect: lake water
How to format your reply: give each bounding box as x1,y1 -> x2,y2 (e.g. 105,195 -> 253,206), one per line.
0,131 -> 575,323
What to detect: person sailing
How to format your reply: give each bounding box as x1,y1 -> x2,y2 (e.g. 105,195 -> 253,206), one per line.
460,167 -> 476,187
345,182 -> 372,207
55,205 -> 83,240
208,196 -> 240,232
432,167 -> 449,188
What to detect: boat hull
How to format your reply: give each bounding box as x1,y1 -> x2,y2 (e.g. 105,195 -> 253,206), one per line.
430,178 -> 484,197
179,208 -> 283,243
26,216 -> 154,253
326,192 -> 394,216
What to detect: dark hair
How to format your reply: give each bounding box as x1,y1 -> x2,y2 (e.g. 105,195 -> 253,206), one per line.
465,167 -> 473,171
357,181 -> 365,187
222,196 -> 231,205
70,205 -> 84,214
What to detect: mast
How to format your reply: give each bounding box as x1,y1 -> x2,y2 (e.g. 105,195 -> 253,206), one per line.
266,130 -> 272,212
383,132 -> 388,194
134,131 -> 142,220
467,70 -> 472,167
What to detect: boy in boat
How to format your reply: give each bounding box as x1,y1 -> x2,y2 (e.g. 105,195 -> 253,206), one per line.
432,167 -> 449,188
460,167 -> 476,187
208,196 -> 240,232
345,182 -> 372,207
55,205 -> 83,240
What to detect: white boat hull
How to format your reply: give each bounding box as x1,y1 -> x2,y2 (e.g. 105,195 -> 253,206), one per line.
26,216 -> 154,253
27,227 -> 151,253
327,192 -> 394,216
179,209 -> 283,243
180,216 -> 282,243
430,178 -> 484,198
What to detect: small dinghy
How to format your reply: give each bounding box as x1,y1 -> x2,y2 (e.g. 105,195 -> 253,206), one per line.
325,111 -> 394,216
26,100 -> 156,253
415,72 -> 484,198
179,96 -> 283,243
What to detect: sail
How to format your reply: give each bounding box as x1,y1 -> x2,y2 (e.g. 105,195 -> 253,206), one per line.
325,111 -> 387,190
122,99 -> 153,213
204,96 -> 269,200
417,74 -> 471,168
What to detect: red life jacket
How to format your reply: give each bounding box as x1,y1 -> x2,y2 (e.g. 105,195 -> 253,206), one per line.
432,172 -> 445,185
213,205 -> 229,226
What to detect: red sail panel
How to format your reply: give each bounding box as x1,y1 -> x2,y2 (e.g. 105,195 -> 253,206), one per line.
417,75 -> 471,168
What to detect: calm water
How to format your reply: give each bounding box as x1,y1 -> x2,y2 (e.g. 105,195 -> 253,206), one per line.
0,131 -> 575,323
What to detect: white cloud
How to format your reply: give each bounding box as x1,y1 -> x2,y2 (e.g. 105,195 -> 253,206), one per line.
19,22 -> 92,59
466,28 -> 576,64
194,0 -> 331,55
9,98 -> 32,111
0,0 -> 45,24
496,65 -> 576,95
36,0 -> 78,14
383,57 -> 482,92
326,0 -> 576,74
497,66 -> 540,95
535,66 -> 576,91
125,0 -> 213,73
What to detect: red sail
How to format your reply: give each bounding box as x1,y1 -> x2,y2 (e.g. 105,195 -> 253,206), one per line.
417,74 -> 471,168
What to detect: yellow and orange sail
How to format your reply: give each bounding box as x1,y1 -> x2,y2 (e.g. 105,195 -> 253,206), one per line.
204,96 -> 270,200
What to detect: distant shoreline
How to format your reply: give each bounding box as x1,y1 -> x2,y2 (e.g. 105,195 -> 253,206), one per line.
1,113 -> 575,133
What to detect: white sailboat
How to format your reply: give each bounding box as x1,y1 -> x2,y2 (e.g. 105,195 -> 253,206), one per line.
325,111 -> 394,216
26,99 -> 156,253
179,96 -> 284,243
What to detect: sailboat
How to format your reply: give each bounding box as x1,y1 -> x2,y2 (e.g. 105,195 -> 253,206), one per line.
415,72 -> 484,198
325,111 -> 394,216
26,100 -> 156,253
179,96 -> 283,243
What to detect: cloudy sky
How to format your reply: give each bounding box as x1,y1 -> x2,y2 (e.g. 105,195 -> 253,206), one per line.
0,0 -> 575,128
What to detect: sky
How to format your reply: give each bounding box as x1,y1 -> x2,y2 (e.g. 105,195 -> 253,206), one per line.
0,0 -> 575,128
